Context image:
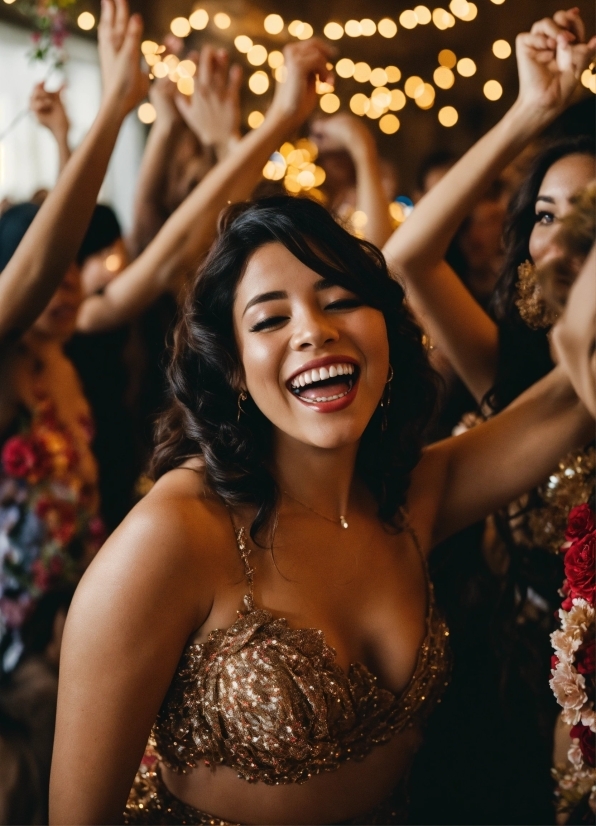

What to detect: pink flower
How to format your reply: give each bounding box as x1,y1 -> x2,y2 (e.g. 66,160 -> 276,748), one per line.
550,662 -> 587,725
565,505 -> 595,543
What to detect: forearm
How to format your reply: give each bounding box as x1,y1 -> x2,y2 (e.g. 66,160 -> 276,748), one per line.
352,140 -> 392,249
0,100 -> 125,341
54,129 -> 72,173
77,113 -> 293,333
384,101 -> 549,271
127,121 -> 179,257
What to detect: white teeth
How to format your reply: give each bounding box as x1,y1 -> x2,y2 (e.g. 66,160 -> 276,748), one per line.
303,389 -> 350,403
290,362 -> 357,389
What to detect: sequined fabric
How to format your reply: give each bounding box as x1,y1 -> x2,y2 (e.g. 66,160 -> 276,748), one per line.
126,524 -> 450,822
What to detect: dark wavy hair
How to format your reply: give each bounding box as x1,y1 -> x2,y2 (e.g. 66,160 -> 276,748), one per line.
486,134 -> 595,412
152,196 -> 437,543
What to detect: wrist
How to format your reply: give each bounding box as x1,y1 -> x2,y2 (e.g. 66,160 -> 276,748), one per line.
506,97 -> 558,138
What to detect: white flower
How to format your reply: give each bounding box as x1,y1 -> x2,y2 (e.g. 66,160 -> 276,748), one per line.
551,628 -> 581,663
551,662 -> 588,724
560,599 -> 595,642
580,704 -> 596,732
568,740 -> 584,768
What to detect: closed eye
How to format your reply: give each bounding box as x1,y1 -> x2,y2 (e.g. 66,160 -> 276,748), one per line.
249,315 -> 289,333
325,298 -> 364,311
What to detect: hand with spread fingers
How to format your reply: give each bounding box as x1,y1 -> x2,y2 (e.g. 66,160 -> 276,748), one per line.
268,39 -> 335,130
516,7 -> 596,116
175,46 -> 242,159
149,76 -> 183,130
97,0 -> 148,118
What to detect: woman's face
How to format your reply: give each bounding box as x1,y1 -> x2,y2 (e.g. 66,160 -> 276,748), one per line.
233,242 -> 389,451
80,237 -> 128,298
529,153 -> 595,267
31,263 -> 82,342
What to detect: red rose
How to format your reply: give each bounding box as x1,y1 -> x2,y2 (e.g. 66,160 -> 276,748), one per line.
564,531 -> 596,603
565,505 -> 596,543
570,724 -> 595,768
576,639 -> 596,678
2,436 -> 43,479
551,654 -> 559,673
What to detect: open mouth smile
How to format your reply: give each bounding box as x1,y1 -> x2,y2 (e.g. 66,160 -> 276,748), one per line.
287,362 -> 360,411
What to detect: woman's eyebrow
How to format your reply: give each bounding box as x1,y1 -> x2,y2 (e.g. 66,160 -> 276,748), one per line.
243,290 -> 287,316
314,277 -> 338,292
535,194 -> 555,204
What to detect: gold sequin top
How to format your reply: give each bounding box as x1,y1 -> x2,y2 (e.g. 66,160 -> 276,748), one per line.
152,526 -> 451,785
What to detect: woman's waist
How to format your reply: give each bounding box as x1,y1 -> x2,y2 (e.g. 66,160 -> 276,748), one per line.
158,726 -> 421,825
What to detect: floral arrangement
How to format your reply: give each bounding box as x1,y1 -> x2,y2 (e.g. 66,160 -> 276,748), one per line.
0,395 -> 104,667
550,503 -> 596,818
16,0 -> 78,69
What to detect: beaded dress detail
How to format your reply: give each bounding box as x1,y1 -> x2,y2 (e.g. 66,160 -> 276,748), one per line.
126,525 -> 451,823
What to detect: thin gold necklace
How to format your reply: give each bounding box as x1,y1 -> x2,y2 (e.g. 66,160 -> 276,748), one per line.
282,489 -> 349,529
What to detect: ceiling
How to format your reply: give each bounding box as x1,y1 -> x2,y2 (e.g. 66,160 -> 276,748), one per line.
1,0 -> 594,192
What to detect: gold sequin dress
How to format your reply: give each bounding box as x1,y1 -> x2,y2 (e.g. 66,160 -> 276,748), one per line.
125,525 -> 451,825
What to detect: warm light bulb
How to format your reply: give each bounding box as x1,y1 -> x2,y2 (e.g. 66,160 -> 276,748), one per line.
213,13 -> 231,29
360,18 -> 377,35
438,105 -> 458,126
268,51 -> 284,69
345,19 -> 363,37
370,68 -> 389,87
389,89 -> 406,110
178,60 -> 197,78
385,65 -> 401,83
378,18 -> 398,38
415,83 -> 435,109
379,114 -> 400,133
177,77 -> 194,96
189,9 -> 209,30
247,45 -> 268,66
399,10 -> 418,29
414,5 -> 431,23
434,66 -> 455,89
457,57 -> 476,76
438,49 -> 456,68
249,71 -> 270,94
264,14 -> 284,34
170,17 -> 191,37
335,58 -> 355,78
248,111 -> 265,129
404,76 -> 425,98
138,103 -> 157,124
141,41 -> 158,55
492,39 -> 511,58
484,79 -> 503,100
234,35 -> 253,53
350,93 -> 370,116
353,62 -> 372,83
324,22 -> 344,39
77,11 -> 95,30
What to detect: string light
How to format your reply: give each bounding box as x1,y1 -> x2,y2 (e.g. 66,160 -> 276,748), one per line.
379,114 -> 400,133
385,66 -> 401,83
345,20 -> 363,37
432,9 -> 455,29
177,77 -> 194,95
319,93 -> 340,112
370,68 -> 388,87
234,35 -> 253,53
581,66 -> 596,93
350,93 -> 370,116
438,105 -> 458,126
264,14 -> 284,34
378,18 -> 398,38
142,40 -> 158,55
434,66 -> 455,88
484,79 -> 503,100
400,10 -> 418,29
153,62 -> 169,78
389,89 -> 406,110
335,58 -> 355,78
459,3 -> 477,21
248,111 -> 264,128
138,102 -> 157,124
490,0 -> 506,4
247,45 -> 268,65
170,17 -> 191,37
404,76 -> 425,98
77,11 -> 95,30
415,83 -> 435,109
324,22 -> 344,40
361,19 -> 377,36
268,51 -> 284,69
178,59 -> 197,77
438,49 -> 457,67
213,12 -> 231,29
492,39 -> 511,58
414,6 -> 432,24
249,71 -> 270,94
457,57 -> 476,76
189,9 -> 209,29
353,62 -> 372,83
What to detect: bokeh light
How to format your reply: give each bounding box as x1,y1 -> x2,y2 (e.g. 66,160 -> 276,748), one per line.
170,17 -> 191,37
493,39 -> 512,58
379,114 -> 400,133
378,18 -> 398,38
247,45 -> 268,66
353,62 -> 372,83
324,22 -> 344,40
335,58 -> 355,78
345,19 -> 363,37
264,14 -> 284,34
248,111 -> 264,128
268,51 -> 284,69
213,13 -> 231,29
438,105 -> 458,126
77,11 -> 95,30
438,49 -> 457,68
389,89 -> 406,110
320,93 -> 340,113
138,103 -> 157,124
414,6 -> 432,24
434,66 -> 455,88
350,93 -> 370,115
484,79 -> 503,100
189,9 -> 209,29
234,35 -> 253,53
400,10 -> 418,29
177,77 -> 194,96
361,19 -> 377,35
249,71 -> 269,94
385,66 -> 401,83
415,83 -> 436,109
370,68 -> 389,87
404,76 -> 425,98
457,57 -> 476,76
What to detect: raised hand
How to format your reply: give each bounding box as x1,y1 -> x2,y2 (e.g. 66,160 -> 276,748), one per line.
516,8 -> 596,116
310,112 -> 374,155
268,39 -> 335,130
97,0 -> 148,118
149,76 -> 182,129
174,47 -> 242,158
30,82 -> 70,140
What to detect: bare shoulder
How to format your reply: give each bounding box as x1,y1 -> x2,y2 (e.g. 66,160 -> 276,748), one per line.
73,461 -> 237,636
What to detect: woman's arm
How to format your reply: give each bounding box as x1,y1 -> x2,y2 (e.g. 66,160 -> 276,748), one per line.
551,244 -> 596,416
29,82 -> 72,173
384,9 -> 596,402
76,39 -> 334,334
49,480 -> 225,824
0,0 -> 147,346
310,114 -> 393,248
126,78 -> 185,259
414,365 -> 593,547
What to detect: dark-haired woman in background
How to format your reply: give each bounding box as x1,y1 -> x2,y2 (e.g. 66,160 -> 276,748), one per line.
51,192 -> 592,825
384,9 -> 595,823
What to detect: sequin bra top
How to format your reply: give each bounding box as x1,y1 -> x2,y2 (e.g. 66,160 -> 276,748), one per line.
152,524 -> 451,785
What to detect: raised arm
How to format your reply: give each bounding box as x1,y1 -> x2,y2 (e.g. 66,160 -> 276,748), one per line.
412,364 -> 593,548
0,0 -> 147,347
126,78 -> 186,258
29,82 -> 72,172
384,8 -> 596,401
76,39 -> 334,334
310,113 -> 393,248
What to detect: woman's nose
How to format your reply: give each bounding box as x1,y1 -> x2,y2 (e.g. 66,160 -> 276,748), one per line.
290,309 -> 340,351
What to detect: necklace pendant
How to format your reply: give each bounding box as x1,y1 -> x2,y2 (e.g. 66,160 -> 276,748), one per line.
340,515 -> 349,529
